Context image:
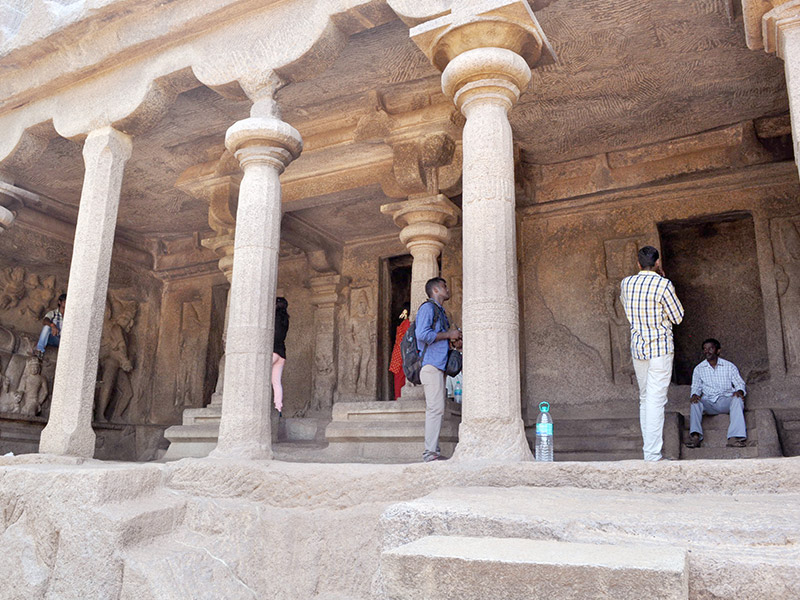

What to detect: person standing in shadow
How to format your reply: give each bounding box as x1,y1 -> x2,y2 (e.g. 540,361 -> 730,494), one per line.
272,297 -> 289,417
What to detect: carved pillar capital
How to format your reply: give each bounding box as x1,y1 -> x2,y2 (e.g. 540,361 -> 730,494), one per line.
381,193 -> 460,250
410,0 -> 555,73
742,0 -> 800,55
225,117 -> 302,174
309,274 -> 344,308
741,1 -> 800,179
386,132 -> 462,198
382,194 -> 460,317
177,154 -> 241,282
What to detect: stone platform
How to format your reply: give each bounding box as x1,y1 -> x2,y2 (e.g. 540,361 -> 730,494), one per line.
0,454 -> 798,598
324,400 -> 460,462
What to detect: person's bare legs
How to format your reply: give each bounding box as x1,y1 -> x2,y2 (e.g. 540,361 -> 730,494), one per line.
271,353 -> 285,413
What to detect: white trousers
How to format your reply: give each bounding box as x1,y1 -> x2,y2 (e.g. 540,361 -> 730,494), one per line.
632,353 -> 673,461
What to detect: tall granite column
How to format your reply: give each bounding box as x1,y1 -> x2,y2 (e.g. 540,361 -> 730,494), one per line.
308,274 -> 342,413
213,102 -> 302,459
40,126 -> 132,456
411,0 -> 554,461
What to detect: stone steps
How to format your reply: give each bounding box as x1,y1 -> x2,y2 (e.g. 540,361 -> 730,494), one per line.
379,486 -> 800,599
527,414 -> 681,461
97,492 -> 187,550
381,536 -> 688,600
680,409 -> 781,460
775,409 -> 800,456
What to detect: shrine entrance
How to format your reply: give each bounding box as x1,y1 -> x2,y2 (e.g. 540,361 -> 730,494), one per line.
659,212 -> 769,385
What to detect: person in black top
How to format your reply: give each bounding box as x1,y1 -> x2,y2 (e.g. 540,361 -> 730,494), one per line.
272,297 -> 289,415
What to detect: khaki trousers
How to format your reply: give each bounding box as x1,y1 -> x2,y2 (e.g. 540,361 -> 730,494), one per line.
420,364 -> 446,456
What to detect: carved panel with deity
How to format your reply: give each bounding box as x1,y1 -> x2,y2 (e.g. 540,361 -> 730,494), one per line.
771,215 -> 800,377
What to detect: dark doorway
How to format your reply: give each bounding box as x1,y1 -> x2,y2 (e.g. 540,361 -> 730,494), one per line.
379,255 -> 412,401
659,212 -> 769,385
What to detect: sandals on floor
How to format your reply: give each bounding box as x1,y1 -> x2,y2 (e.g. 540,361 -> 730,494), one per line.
726,437 -> 747,448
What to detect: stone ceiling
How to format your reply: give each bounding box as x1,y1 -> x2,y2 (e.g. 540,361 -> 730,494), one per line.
6,0 -> 791,255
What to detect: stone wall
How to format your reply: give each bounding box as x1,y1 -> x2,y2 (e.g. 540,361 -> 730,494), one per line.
0,221 -> 169,459
519,162 -> 800,421
276,256 -> 315,417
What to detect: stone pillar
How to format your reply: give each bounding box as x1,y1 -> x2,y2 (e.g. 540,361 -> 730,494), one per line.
39,126 -> 132,457
381,194 -> 460,317
308,274 -> 343,414
201,233 -> 235,406
411,0 -> 554,461
212,106 -> 302,460
743,0 -> 800,179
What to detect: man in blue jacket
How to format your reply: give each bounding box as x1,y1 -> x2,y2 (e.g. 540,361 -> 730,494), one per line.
416,277 -> 462,462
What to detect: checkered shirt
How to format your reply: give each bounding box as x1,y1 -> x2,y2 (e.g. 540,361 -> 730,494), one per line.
44,308 -> 63,331
690,357 -> 746,403
620,270 -> 684,360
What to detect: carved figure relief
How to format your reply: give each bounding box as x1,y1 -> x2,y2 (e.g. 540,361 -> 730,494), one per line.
0,373 -> 17,413
604,237 -> 644,385
96,296 -> 137,422
14,358 -> 48,416
20,274 -> 56,320
342,286 -> 377,397
0,267 -> 26,310
175,299 -> 204,409
771,216 -> 800,376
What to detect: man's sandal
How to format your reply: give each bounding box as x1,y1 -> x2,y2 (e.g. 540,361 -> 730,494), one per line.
726,437 -> 747,448
684,434 -> 701,448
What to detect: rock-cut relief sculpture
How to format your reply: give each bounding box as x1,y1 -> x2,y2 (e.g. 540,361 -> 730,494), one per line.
342,286 -> 377,398
95,295 -> 137,422
772,216 -> 800,376
0,267 -> 26,310
20,274 -> 56,320
14,357 -> 48,416
604,237 -> 645,384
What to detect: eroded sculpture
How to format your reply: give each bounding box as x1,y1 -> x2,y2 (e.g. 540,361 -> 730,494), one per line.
14,357 -> 48,416
95,296 -> 137,422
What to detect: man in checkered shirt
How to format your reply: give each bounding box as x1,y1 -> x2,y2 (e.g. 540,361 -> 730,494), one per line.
684,338 -> 747,449
620,246 -> 684,461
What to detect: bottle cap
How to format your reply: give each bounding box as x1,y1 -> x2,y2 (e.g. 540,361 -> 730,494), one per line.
539,401 -> 550,413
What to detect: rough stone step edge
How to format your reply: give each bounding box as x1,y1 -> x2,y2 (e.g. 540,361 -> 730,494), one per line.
380,536 -> 688,600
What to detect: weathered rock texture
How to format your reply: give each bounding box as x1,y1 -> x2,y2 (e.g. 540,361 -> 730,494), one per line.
0,455 -> 798,599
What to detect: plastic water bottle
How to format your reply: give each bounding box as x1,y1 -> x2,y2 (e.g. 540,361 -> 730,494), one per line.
453,380 -> 462,404
535,401 -> 553,462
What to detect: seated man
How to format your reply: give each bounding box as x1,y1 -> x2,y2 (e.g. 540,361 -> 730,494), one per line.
35,293 -> 66,360
685,338 -> 747,448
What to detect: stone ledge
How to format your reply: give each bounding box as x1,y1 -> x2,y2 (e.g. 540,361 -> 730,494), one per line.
381,536 -> 687,600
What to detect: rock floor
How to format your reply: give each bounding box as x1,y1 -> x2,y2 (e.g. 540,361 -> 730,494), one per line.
0,454 -> 797,599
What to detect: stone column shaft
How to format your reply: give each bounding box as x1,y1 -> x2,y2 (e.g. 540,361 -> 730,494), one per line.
213,115 -> 302,459
444,48 -> 533,461
309,274 -> 342,412
39,126 -> 132,457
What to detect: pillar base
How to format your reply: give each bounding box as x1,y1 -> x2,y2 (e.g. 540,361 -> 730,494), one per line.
399,383 -> 426,401
38,424 -> 96,458
209,442 -> 273,461
452,418 -> 532,462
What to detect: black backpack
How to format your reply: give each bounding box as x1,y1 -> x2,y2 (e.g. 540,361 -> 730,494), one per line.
401,301 -> 461,384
